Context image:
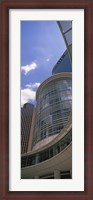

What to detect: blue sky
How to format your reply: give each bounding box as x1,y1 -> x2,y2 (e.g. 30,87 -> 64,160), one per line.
21,21 -> 66,107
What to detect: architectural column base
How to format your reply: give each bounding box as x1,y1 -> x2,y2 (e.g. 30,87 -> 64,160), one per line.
34,175 -> 39,179
54,170 -> 60,179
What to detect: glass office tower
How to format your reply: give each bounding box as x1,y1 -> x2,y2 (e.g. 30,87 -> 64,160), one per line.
21,103 -> 34,154
52,49 -> 72,74
57,21 -> 72,62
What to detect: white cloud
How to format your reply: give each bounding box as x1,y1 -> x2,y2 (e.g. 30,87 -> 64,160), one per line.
21,88 -> 36,107
26,82 -> 40,89
46,58 -> 50,62
21,82 -> 40,107
21,62 -> 37,75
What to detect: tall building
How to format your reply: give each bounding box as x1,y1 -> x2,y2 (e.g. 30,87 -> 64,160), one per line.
21,73 -> 72,179
21,103 -> 34,154
21,21 -> 72,179
57,21 -> 72,62
52,49 -> 72,75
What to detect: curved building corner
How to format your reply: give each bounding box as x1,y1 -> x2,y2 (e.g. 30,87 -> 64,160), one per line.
21,73 -> 72,179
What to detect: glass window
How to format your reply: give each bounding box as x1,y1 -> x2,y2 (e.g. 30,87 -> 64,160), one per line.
65,29 -> 72,45
60,21 -> 72,32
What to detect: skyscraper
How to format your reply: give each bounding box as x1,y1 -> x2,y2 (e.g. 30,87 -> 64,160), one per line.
21,103 -> 34,154
57,21 -> 72,62
52,49 -> 72,74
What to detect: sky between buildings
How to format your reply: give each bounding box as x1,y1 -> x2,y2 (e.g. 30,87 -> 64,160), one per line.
21,21 -> 66,107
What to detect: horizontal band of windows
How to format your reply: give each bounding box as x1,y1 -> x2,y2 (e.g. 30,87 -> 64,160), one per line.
34,121 -> 68,136
37,95 -> 72,108
35,115 -> 70,128
36,102 -> 72,116
37,79 -> 72,99
37,89 -> 72,104
36,110 -> 71,122
35,112 -> 71,130
34,118 -> 69,134
21,130 -> 72,168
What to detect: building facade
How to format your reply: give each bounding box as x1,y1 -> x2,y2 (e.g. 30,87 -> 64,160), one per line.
57,21 -> 72,62
52,49 -> 72,75
21,73 -> 72,179
21,103 -> 34,154
21,21 -> 72,179
32,73 -> 72,150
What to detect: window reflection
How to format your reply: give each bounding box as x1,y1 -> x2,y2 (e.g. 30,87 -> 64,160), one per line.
33,78 -> 72,145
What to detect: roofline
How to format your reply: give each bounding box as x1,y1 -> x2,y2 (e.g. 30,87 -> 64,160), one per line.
36,72 -> 72,100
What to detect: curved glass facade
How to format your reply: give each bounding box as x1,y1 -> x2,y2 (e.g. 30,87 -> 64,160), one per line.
32,76 -> 72,146
21,129 -> 72,168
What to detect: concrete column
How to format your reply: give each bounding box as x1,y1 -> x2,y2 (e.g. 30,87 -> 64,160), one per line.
34,175 -> 39,179
53,147 -> 55,156
35,154 -> 39,164
54,170 -> 60,179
